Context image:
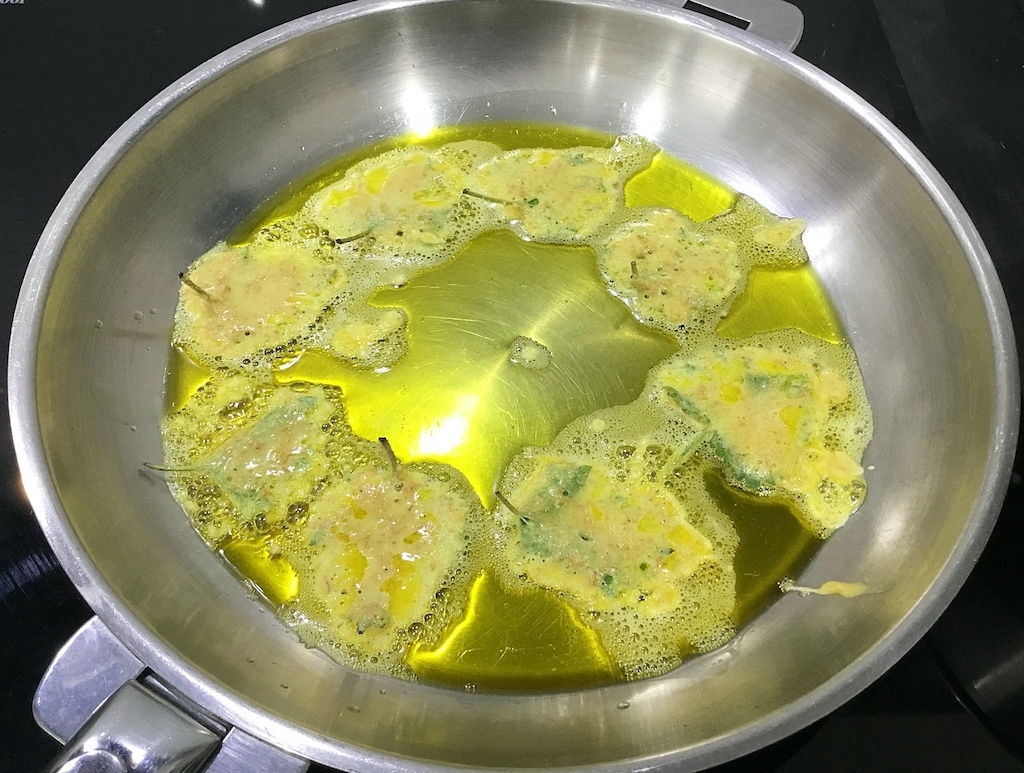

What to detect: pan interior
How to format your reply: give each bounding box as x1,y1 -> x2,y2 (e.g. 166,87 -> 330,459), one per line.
25,1 -> 1013,769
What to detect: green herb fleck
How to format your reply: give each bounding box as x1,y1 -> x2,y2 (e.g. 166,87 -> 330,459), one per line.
664,386 -> 709,423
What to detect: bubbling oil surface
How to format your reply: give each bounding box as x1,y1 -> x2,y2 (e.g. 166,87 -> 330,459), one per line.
163,123 -> 868,691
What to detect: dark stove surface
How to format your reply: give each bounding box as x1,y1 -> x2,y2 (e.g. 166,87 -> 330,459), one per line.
2,1 -> 1022,771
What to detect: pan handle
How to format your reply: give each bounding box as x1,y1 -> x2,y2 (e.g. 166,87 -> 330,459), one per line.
41,680 -> 220,773
35,617 -> 310,773
677,0 -> 805,52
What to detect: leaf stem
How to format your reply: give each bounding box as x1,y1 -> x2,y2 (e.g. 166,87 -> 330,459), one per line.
462,188 -> 515,205
334,229 -> 370,245
495,490 -> 530,525
143,461 -> 198,473
178,272 -> 212,301
379,437 -> 399,475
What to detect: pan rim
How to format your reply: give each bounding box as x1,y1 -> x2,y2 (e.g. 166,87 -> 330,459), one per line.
9,0 -> 1019,770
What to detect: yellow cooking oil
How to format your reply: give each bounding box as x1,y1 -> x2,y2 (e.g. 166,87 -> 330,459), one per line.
220,535 -> 299,607
168,123 -> 849,690
165,345 -> 211,413
407,571 -> 620,690
275,230 -> 678,508
624,150 -> 737,222
703,469 -> 819,625
717,264 -> 845,344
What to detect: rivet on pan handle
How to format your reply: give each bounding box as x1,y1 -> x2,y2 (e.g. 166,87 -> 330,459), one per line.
678,0 -> 805,52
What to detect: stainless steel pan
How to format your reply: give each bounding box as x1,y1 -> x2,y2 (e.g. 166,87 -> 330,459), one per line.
10,0 -> 1019,770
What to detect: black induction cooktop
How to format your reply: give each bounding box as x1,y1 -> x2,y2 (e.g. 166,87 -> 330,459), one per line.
2,1 -> 1022,771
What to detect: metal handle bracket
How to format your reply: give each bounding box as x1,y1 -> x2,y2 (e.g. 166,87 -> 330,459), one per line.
45,680 -> 220,773
36,617 -> 310,773
35,616 -> 147,744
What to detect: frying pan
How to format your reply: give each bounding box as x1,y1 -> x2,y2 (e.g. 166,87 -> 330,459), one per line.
9,0 -> 1019,770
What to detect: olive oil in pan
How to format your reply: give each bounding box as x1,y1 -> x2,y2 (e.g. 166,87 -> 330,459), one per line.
165,345 -> 211,413
407,571 -> 620,691
701,469 -> 818,625
275,231 -> 679,508
220,535 -> 300,607
165,124 -> 860,690
717,264 -> 845,344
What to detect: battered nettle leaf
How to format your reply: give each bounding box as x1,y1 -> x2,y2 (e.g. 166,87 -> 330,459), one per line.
656,337 -> 871,535
200,391 -> 334,524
